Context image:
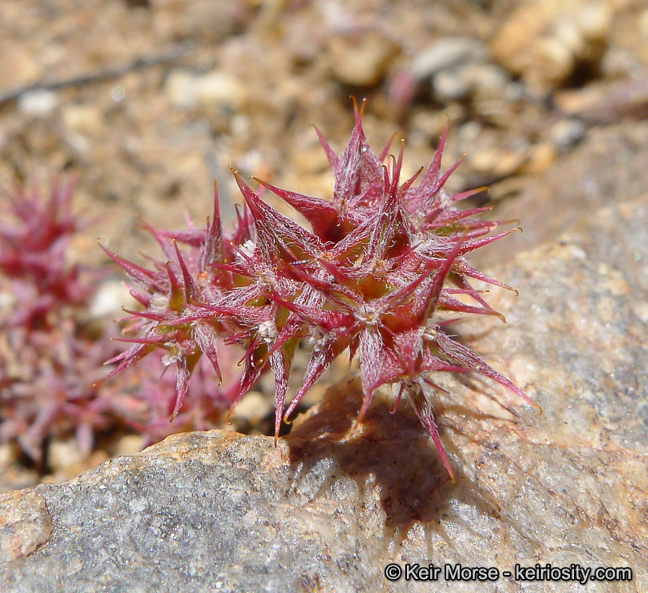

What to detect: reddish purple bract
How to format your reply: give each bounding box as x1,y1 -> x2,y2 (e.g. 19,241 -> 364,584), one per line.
102,100 -> 537,480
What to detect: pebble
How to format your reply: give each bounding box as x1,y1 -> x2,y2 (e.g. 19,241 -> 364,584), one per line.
228,391 -> 274,425
490,0 -> 613,93
410,108 -> 463,145
434,63 -> 510,102
410,37 -> 489,81
328,31 -> 397,87
469,147 -> 527,178
47,438 -> 84,473
17,90 -> 59,117
194,70 -> 247,113
165,69 -> 247,113
554,78 -> 648,123
550,119 -> 587,151
87,280 -> 135,321
534,37 -> 574,88
113,435 -> 146,457
461,63 -> 511,101
433,69 -> 468,101
576,2 -> 612,43
230,114 -> 251,138
0,443 -> 19,468
410,37 -> 506,105
518,142 -> 558,176
601,47 -> 642,79
63,105 -> 104,137
164,69 -> 197,110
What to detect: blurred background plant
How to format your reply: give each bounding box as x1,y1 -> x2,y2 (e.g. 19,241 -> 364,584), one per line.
0,180 -> 233,477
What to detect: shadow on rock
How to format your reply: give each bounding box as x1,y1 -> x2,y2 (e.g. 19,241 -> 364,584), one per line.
286,374 -> 455,529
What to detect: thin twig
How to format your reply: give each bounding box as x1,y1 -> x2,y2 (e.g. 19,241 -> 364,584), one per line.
0,40 -> 197,105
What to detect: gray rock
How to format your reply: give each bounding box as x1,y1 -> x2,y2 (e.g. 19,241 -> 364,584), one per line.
434,63 -> 511,102
549,118 -> 587,151
1,189 -> 647,591
433,67 -> 469,101
461,63 -> 511,101
410,37 -> 489,81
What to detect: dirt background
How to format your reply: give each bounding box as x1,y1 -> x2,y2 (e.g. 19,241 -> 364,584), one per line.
1,0 -> 647,487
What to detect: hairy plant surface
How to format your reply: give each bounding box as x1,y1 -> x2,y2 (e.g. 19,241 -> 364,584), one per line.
103,100 -> 537,479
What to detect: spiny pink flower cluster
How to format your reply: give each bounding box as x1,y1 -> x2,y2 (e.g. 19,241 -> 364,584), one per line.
103,100 -> 536,479
0,180 -> 231,464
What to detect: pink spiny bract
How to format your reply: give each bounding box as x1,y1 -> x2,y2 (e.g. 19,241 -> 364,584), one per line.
103,99 -> 537,480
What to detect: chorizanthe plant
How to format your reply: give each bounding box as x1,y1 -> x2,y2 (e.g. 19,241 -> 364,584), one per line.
102,99 -> 538,480
0,178 -> 110,462
0,179 -> 232,465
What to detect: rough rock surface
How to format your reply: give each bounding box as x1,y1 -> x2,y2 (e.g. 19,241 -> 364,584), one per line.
0,490 -> 51,561
1,191 -> 646,591
471,120 -> 648,269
